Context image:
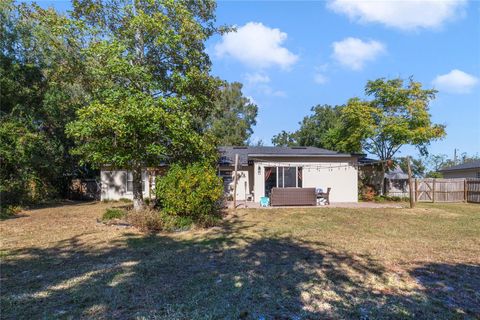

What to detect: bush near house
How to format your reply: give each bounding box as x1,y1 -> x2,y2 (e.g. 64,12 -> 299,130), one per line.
155,162 -> 224,227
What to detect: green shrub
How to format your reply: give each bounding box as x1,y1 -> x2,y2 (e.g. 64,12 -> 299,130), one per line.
373,195 -> 410,202
155,162 -> 224,226
386,196 -> 402,202
0,206 -> 22,220
102,208 -> 125,221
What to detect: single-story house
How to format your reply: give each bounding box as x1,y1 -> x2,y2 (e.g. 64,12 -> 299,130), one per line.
439,160 -> 480,179
100,146 -> 361,203
218,146 -> 360,203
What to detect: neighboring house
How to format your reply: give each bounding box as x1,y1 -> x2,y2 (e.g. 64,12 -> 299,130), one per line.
439,160 -> 480,179
358,159 -> 409,197
100,146 -> 361,203
384,166 -> 409,197
218,146 -> 360,203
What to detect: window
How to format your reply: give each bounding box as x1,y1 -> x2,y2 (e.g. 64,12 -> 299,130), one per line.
126,171 -> 146,192
265,166 -> 303,196
477,171 -> 480,178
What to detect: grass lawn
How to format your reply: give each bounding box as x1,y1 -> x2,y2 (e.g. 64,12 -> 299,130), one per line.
1,202 -> 479,319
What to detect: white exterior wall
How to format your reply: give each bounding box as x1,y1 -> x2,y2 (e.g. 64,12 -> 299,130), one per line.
101,170 -> 154,201
253,157 -> 358,203
221,166 -> 252,201
103,157 -> 359,203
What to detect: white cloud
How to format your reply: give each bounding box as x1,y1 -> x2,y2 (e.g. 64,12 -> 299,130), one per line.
244,72 -> 286,97
328,0 -> 466,31
432,69 -> 479,94
256,85 -> 287,97
245,72 -> 270,85
214,22 -> 298,69
313,64 -> 329,84
332,37 -> 385,70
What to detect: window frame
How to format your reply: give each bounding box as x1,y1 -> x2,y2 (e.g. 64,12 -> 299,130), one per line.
273,166 -> 302,188
125,171 -> 146,193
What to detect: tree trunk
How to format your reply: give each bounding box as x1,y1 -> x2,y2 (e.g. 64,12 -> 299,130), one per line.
132,166 -> 144,211
379,163 -> 386,196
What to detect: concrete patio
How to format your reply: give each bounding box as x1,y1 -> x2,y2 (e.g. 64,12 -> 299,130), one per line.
227,201 -> 404,209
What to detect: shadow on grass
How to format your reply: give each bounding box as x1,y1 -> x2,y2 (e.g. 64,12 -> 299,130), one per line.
23,200 -> 100,210
0,213 -> 29,221
1,218 -> 479,319
1,201 -> 100,221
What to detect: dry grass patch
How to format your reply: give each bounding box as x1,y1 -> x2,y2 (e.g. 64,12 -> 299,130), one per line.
1,201 -> 479,319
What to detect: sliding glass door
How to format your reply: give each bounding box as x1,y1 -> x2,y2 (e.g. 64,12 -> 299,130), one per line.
265,167 -> 277,197
265,166 -> 303,196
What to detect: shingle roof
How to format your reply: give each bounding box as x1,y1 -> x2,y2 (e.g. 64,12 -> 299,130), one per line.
218,146 -> 358,166
439,160 -> 480,172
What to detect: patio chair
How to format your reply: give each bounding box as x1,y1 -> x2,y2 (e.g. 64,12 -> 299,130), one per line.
317,187 -> 331,205
259,196 -> 270,207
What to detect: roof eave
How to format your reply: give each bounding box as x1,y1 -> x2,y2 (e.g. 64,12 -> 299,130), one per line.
248,153 -> 357,158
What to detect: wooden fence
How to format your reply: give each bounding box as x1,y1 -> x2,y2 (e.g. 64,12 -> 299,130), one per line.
414,178 -> 480,203
467,179 -> 480,203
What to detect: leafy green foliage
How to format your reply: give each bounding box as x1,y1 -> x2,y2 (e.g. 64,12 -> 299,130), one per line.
272,105 -> 343,150
102,208 -> 126,221
271,130 -> 297,147
0,1 -> 95,207
334,77 -> 446,194
374,195 -> 409,203
63,0 -> 224,210
155,162 -> 223,226
336,78 -> 446,158
207,82 -> 258,146
0,205 -> 22,220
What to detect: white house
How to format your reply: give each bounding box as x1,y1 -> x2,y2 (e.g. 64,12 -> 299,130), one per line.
100,146 -> 361,203
218,146 -> 360,203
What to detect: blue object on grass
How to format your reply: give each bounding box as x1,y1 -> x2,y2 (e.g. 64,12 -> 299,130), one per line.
260,196 -> 270,207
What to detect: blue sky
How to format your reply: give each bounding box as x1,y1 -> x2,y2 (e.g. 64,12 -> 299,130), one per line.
34,1 -> 480,159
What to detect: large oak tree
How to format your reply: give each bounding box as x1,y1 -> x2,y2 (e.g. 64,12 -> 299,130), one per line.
64,0 -> 225,210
